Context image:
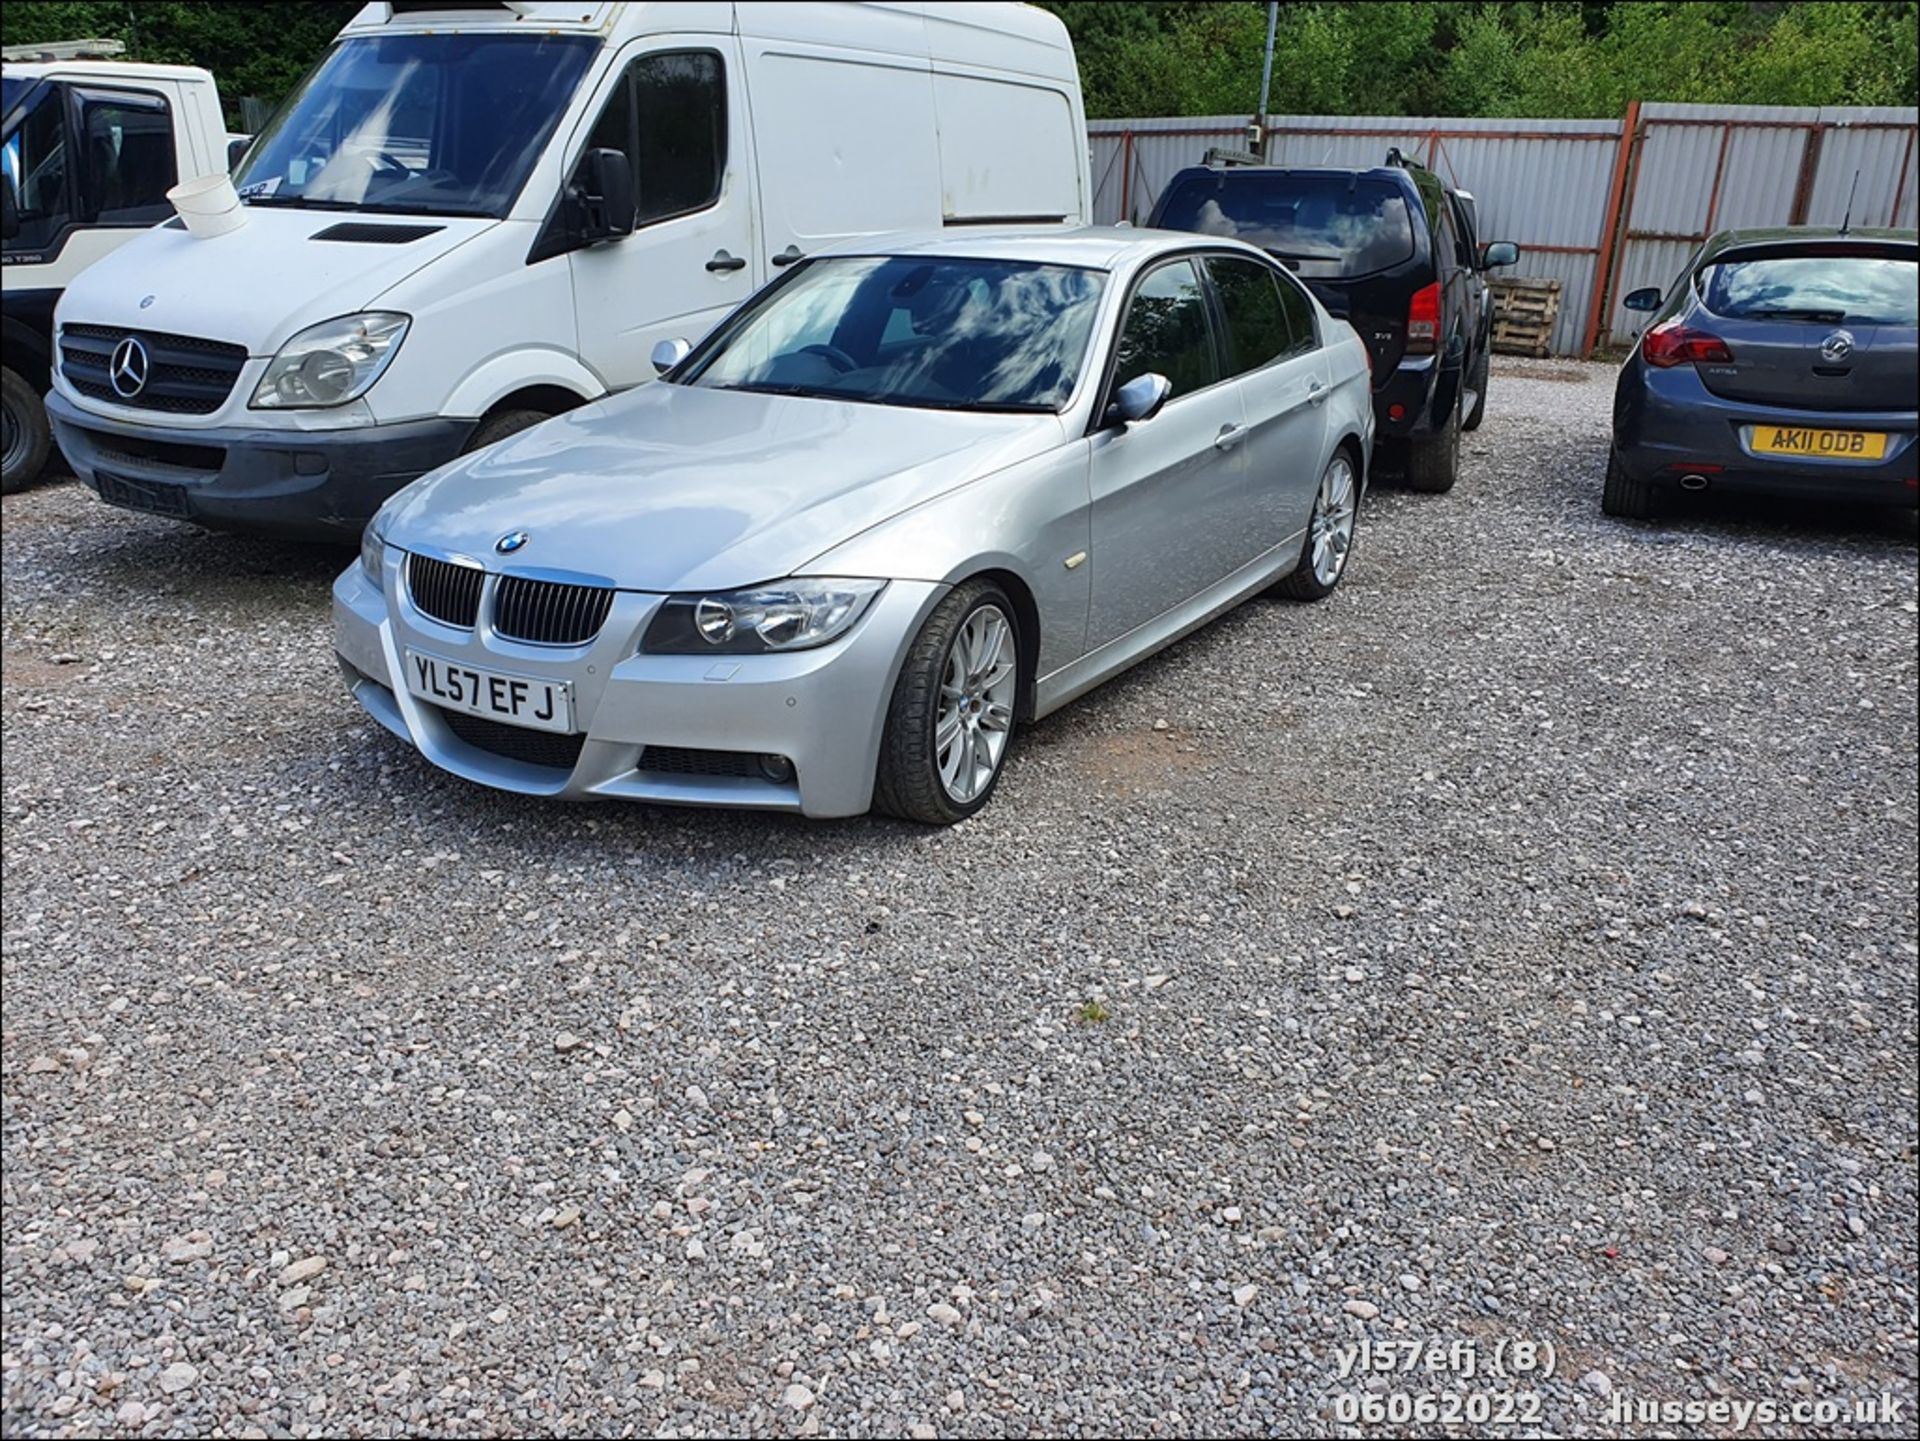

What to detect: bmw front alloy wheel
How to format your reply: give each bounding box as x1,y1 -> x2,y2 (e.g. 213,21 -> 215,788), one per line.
875,580 -> 1020,823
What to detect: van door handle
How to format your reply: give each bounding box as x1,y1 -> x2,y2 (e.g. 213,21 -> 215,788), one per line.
770,245 -> 805,268
1213,423 -> 1248,451
1306,381 -> 1328,407
705,249 -> 746,273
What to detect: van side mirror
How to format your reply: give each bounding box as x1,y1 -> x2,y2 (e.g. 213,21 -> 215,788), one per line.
651,337 -> 691,376
1623,287 -> 1663,313
1,178 -> 17,242
577,147 -> 636,242
1105,372 -> 1172,427
1480,240 -> 1519,269
227,136 -> 251,172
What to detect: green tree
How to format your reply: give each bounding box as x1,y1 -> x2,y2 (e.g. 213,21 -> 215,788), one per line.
1039,0 -> 1919,118
3,2 -> 358,128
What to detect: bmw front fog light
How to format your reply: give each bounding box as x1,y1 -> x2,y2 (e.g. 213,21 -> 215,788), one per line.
645,579 -> 887,654
252,312 -> 410,409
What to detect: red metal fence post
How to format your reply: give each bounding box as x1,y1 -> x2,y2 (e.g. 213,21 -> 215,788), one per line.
1119,130 -> 1134,225
1583,99 -> 1642,358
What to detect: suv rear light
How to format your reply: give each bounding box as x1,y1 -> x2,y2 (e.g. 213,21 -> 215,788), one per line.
1405,282 -> 1440,355
1642,320 -> 1733,368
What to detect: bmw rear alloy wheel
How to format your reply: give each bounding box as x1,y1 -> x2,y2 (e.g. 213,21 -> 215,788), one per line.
1276,452 -> 1359,601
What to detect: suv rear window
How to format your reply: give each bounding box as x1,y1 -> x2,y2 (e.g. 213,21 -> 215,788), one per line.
1697,252 -> 1917,326
1155,173 -> 1417,279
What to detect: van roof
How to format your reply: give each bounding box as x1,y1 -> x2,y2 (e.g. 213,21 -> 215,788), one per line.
336,3 -> 1076,83
1,58 -> 214,85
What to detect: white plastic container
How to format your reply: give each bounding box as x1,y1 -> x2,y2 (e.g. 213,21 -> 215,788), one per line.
166,172 -> 245,239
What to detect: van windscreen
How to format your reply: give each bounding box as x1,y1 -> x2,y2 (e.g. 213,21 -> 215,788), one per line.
234,33 -> 597,219
1156,174 -> 1416,279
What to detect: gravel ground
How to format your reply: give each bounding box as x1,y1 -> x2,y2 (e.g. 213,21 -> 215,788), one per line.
3,357 -> 1916,1439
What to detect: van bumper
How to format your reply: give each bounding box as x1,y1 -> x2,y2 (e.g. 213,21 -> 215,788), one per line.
47,390 -> 474,542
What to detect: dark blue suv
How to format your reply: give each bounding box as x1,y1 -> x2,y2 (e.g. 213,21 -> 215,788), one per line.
1150,152 -> 1517,493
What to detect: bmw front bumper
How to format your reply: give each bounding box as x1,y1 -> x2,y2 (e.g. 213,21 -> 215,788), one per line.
332,551 -> 944,818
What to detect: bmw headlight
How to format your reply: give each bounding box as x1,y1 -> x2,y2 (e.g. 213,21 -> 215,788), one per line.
251,312 -> 410,409
359,520 -> 387,582
643,578 -> 886,654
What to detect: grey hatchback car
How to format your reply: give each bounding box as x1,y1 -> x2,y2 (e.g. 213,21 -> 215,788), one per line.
1606,227 -> 1917,518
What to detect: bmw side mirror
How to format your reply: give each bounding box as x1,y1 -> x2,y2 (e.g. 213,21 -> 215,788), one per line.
651,337 -> 691,376
1480,240 -> 1519,269
578,147 -> 636,242
1106,372 -> 1172,427
1,178 -> 17,242
1623,287 -> 1663,313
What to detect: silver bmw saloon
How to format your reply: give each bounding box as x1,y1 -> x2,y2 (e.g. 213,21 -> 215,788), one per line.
333,229 -> 1374,822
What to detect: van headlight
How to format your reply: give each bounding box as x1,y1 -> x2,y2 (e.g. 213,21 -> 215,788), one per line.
642,579 -> 886,654
252,312 -> 409,409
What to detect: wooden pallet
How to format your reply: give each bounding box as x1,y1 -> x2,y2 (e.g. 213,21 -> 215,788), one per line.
1490,276 -> 1561,358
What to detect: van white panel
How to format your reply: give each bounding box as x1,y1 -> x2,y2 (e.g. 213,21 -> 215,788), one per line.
921,3 -> 1079,85
932,73 -> 1078,222
746,49 -> 940,245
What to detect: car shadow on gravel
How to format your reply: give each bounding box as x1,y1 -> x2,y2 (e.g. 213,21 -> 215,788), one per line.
77,517 -> 352,596
1632,491 -> 1919,548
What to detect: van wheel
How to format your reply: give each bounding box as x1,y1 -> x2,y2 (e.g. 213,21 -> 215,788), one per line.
1406,394 -> 1460,493
2,367 -> 52,494
463,408 -> 549,455
1601,448 -> 1653,519
1460,347 -> 1490,432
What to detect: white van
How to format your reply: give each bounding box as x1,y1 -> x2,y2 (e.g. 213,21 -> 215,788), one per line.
1,50 -> 234,491
44,0 -> 1090,539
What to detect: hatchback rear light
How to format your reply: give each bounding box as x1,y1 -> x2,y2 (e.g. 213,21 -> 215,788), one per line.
1405,282 -> 1441,355
1642,320 -> 1733,368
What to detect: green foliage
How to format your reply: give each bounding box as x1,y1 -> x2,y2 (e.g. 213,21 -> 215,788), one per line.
1041,0 -> 1920,118
3,2 -> 359,129
6,0 -> 1913,126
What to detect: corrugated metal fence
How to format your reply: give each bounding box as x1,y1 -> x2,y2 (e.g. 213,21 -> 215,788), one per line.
1089,104 -> 1918,357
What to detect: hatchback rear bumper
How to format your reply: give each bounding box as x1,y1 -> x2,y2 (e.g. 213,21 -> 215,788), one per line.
1614,361 -> 1919,506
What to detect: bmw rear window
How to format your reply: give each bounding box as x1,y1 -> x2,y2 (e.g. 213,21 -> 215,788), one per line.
1155,174 -> 1416,279
1698,252 -> 1918,326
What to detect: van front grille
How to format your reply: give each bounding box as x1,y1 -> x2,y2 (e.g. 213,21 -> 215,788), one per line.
59,323 -> 248,415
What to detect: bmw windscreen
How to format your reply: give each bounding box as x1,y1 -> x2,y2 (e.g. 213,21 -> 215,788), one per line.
678,257 -> 1107,413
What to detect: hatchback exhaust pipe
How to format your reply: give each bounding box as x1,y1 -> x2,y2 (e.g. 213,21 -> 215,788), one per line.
1677,472 -> 1712,492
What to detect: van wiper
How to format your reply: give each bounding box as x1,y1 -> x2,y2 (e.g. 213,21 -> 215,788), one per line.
241,194 -> 360,210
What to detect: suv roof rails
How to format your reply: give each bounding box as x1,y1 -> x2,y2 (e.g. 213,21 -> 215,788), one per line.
1,36 -> 128,62
1203,146 -> 1269,169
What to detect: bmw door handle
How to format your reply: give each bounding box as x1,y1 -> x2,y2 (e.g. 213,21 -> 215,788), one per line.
705,250 -> 747,273
771,245 -> 805,268
1214,423 -> 1249,451
1305,381 -> 1328,407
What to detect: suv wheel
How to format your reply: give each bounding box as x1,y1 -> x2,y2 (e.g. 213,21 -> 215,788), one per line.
1406,388 -> 1461,494
2,367 -> 52,494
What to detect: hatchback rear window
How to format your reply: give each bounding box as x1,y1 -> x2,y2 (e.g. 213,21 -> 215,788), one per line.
1155,174 -> 1416,279
1698,252 -> 1918,326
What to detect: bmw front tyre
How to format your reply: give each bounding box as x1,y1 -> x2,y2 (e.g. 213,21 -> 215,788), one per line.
875,579 -> 1020,824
